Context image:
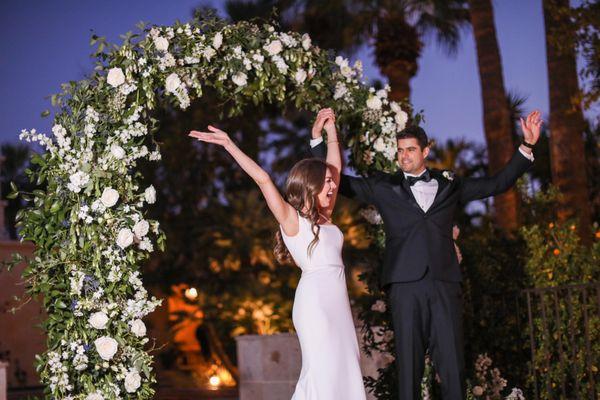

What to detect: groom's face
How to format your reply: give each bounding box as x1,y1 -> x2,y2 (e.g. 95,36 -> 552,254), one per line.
397,138 -> 429,174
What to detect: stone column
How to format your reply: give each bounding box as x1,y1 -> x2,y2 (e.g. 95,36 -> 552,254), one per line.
236,329 -> 391,400
0,361 -> 8,400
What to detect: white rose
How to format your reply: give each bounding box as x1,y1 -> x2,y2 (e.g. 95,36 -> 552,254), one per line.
107,68 -> 125,87
133,220 -> 149,238
89,311 -> 109,329
294,69 -> 307,84
130,319 -> 147,337
376,89 -> 388,99
165,73 -> 181,93
390,101 -> 402,114
395,110 -> 408,130
94,336 -> 118,361
213,32 -> 223,49
373,137 -> 386,152
153,36 -> 169,52
335,56 -> 347,67
366,96 -> 382,110
301,33 -> 311,50
231,72 -> 248,87
110,144 -> 125,159
85,393 -> 104,400
116,228 -> 134,249
264,40 -> 283,55
144,185 -> 156,204
100,187 -> 119,208
124,369 -> 142,393
340,65 -> 354,79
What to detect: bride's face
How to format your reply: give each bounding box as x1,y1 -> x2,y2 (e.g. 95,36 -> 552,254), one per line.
316,168 -> 336,210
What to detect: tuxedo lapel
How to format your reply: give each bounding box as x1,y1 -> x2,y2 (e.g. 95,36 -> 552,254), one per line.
428,170 -> 454,211
390,172 -> 423,212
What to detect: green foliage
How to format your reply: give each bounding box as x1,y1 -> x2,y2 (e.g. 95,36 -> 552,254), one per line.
520,217 -> 599,398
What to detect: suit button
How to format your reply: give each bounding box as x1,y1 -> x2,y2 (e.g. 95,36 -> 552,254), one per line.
423,215 -> 428,219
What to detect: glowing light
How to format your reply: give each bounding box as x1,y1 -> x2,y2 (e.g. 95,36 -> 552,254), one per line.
185,287 -> 198,300
209,375 -> 221,387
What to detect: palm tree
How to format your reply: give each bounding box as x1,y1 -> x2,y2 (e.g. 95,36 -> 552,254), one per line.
468,0 -> 520,231
224,0 -> 470,102
365,0 -> 470,101
542,0 -> 592,240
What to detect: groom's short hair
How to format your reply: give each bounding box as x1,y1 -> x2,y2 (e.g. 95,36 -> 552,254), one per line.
397,126 -> 429,150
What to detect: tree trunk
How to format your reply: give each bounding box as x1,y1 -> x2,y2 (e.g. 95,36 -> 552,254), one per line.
468,0 -> 520,231
543,0 -> 592,240
375,12 -> 421,102
381,60 -> 413,102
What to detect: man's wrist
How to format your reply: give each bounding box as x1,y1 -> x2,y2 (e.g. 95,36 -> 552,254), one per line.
519,144 -> 532,154
521,138 -> 535,149
309,136 -> 324,148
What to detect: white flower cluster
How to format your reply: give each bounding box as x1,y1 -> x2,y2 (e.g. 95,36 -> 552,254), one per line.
360,206 -> 383,225
371,299 -> 386,313
69,340 -> 89,371
164,72 -> 190,109
121,271 -> 162,321
332,56 -> 363,105
19,128 -> 56,152
47,349 -> 73,393
355,85 -> 410,165
505,388 -> 525,400
67,171 -> 90,193
69,269 -> 86,297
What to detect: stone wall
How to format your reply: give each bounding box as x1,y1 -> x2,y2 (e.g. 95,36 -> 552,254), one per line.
0,241 -> 42,389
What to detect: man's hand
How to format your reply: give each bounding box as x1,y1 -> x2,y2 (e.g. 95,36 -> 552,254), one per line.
520,110 -> 543,146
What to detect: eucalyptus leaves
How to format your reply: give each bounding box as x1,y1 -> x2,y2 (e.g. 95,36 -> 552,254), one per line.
12,16 -> 412,399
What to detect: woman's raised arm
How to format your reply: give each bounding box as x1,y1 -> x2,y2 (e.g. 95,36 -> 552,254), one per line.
189,126 -> 299,236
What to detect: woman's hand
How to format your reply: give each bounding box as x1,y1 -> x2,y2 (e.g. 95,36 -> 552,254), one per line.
189,125 -> 234,150
311,108 -> 336,138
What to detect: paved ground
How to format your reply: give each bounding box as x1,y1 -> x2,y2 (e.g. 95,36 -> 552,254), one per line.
8,387 -> 239,399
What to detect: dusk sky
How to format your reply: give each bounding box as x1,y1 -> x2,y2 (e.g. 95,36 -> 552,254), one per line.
1,0 -> 593,147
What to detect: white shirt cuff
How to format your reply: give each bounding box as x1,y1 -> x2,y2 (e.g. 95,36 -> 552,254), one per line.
310,137 -> 323,148
518,147 -> 534,162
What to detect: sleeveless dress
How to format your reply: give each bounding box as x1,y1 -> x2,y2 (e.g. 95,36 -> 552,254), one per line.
280,213 -> 366,400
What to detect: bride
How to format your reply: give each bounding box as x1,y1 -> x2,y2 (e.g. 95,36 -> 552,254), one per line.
189,108 -> 366,399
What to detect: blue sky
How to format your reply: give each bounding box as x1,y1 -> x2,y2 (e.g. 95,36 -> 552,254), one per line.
0,0 -> 591,147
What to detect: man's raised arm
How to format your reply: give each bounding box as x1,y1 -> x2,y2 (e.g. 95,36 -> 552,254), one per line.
460,110 -> 542,203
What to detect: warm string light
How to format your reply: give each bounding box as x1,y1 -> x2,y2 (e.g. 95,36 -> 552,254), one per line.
185,287 -> 198,300
209,375 -> 221,387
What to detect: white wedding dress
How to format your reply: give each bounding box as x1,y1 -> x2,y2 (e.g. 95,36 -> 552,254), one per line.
281,212 -> 366,400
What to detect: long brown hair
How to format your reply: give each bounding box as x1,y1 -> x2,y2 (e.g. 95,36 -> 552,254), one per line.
274,158 -> 330,265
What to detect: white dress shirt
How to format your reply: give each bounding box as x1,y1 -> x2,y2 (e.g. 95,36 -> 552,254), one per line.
309,136 -> 534,213
403,170 -> 438,212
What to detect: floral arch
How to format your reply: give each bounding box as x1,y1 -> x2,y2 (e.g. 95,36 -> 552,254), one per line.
12,16 -> 410,399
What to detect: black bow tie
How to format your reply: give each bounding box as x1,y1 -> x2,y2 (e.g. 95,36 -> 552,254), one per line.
406,170 -> 432,186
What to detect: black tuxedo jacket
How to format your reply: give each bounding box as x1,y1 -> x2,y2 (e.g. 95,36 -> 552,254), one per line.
310,142 -> 533,287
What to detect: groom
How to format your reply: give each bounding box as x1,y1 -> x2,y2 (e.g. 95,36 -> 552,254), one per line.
309,111 -> 542,399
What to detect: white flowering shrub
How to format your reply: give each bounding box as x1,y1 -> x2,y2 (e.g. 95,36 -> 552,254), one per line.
9,16 -> 415,399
